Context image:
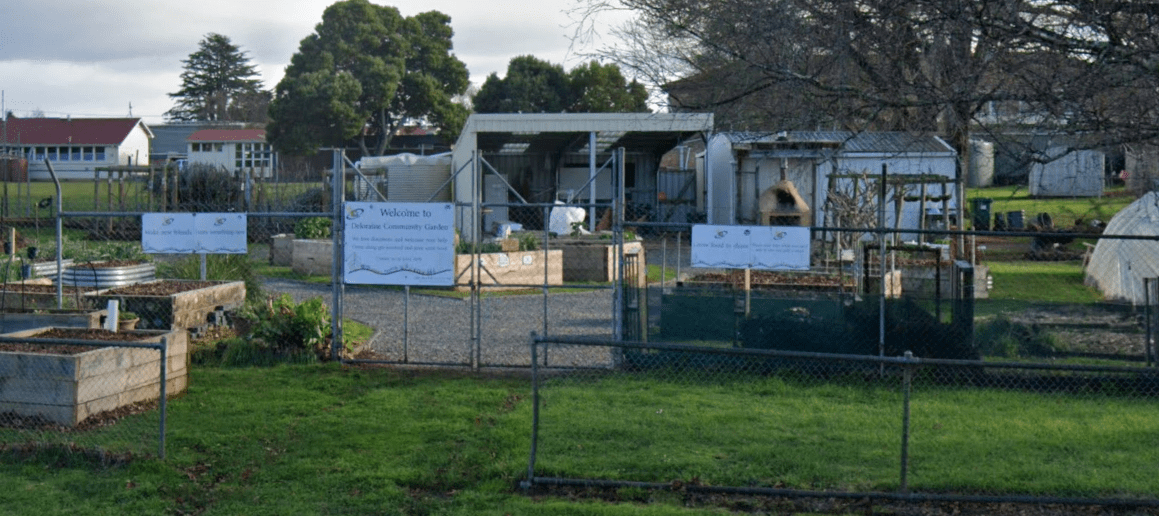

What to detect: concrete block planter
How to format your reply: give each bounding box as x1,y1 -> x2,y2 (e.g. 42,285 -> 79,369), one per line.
291,239 -> 332,276
454,250 -> 563,289
554,238 -> 645,283
269,233 -> 294,266
0,327 -> 188,427
88,280 -> 246,331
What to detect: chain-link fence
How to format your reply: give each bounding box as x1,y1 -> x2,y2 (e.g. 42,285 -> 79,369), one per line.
0,333 -> 176,461
526,336 -> 1159,507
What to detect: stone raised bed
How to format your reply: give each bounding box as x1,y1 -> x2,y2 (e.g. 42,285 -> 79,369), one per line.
554,238 -> 646,283
0,278 -> 96,310
0,327 -> 188,427
270,233 -> 294,266
291,239 -> 333,276
454,250 -> 563,289
0,308 -> 107,334
87,280 -> 246,331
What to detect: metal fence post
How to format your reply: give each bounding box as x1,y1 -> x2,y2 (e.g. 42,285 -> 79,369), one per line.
900,350 -> 913,493
159,336 -> 168,460
524,332 -> 540,490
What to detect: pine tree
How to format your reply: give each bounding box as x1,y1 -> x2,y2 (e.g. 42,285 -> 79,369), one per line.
166,33 -> 265,122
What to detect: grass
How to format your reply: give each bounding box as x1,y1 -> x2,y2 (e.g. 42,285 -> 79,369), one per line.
2,364 -> 1157,514
967,185 -> 1135,228
984,261 -> 1102,304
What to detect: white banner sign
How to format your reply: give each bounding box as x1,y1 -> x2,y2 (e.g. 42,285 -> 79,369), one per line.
343,202 -> 455,286
142,213 -> 247,254
691,225 -> 810,271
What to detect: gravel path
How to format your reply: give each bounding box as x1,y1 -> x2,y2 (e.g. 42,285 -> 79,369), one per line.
262,278 -> 617,367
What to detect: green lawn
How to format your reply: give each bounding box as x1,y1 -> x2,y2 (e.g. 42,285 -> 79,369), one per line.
967,185 -> 1134,229
1,364 -> 1156,514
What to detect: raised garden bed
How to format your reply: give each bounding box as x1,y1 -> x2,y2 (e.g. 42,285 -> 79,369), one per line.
87,280 -> 246,331
454,250 -> 562,290
57,260 -> 155,289
553,238 -> 645,283
0,327 -> 188,427
0,278 -> 95,310
0,308 -> 107,334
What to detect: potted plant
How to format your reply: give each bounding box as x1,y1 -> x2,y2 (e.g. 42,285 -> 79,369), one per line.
117,311 -> 140,331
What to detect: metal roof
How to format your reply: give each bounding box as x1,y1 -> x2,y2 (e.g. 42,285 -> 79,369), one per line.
1,117 -> 151,145
720,131 -> 955,155
457,113 -> 714,158
188,129 -> 266,142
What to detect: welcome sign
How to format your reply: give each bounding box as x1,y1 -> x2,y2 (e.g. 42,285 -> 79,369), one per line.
343,202 -> 455,286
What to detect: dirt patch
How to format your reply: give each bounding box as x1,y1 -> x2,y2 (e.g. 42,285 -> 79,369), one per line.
100,280 -> 221,296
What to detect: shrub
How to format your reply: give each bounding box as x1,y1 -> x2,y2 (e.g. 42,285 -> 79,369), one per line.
235,294 -> 347,363
294,217 -> 332,239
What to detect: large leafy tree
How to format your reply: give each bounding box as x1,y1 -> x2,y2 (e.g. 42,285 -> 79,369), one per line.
166,33 -> 266,123
474,56 -> 649,113
267,0 -> 469,156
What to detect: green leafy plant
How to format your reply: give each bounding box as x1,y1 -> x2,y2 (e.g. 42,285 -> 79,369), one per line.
294,217 -> 332,240
455,241 -> 502,254
517,233 -> 539,252
236,294 -> 333,363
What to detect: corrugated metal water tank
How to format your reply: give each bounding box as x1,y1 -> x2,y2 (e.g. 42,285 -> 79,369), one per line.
354,152 -> 452,202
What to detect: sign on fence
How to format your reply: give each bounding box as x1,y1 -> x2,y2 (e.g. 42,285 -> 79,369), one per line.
691,224 -> 810,270
342,202 -> 455,286
141,213 -> 247,254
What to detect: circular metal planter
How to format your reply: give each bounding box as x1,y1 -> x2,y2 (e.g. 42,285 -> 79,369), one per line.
56,262 -> 156,289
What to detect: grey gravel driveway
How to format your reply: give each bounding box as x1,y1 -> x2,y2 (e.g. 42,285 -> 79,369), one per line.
262,278 -> 617,367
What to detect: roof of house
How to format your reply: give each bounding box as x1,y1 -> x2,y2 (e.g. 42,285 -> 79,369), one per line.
187,129 -> 265,143
1,117 -> 151,145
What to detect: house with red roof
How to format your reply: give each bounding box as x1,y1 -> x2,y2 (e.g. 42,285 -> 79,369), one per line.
0,116 -> 153,180
187,128 -> 275,178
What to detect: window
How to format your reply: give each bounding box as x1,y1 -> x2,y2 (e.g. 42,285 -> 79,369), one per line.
70,147 -> 80,161
95,147 -> 106,161
35,147 -> 45,160
57,147 -> 68,161
83,147 -> 94,161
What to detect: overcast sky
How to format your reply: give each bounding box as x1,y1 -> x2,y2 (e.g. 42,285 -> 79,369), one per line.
0,0 -> 628,125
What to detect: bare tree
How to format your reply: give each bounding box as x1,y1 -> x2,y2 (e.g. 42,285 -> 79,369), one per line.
574,0 -> 1159,166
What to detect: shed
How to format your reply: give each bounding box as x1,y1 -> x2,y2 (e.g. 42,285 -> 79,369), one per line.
451,113 -> 714,239
1028,147 -> 1104,197
1085,192 -> 1159,305
703,131 -> 959,237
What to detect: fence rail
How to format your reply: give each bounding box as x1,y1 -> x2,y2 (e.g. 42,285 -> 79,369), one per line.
527,335 -> 1159,508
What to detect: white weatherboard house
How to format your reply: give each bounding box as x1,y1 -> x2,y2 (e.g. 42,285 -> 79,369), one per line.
0,116 -> 153,180
186,129 -> 274,178
703,131 -> 959,237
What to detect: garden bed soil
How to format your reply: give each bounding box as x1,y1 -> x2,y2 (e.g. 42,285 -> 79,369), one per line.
685,270 -> 855,291
0,278 -> 94,309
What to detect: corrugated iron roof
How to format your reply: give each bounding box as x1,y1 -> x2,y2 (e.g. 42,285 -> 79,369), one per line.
188,129 -> 265,142
1,117 -> 148,145
721,131 -> 955,155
